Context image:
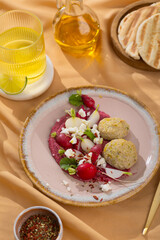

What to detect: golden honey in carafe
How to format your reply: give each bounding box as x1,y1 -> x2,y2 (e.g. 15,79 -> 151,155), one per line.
53,0 -> 100,55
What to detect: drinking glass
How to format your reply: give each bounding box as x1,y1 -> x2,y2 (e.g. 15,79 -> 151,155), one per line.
0,10 -> 46,84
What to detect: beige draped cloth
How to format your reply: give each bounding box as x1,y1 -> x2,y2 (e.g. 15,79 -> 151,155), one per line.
0,0 -> 160,239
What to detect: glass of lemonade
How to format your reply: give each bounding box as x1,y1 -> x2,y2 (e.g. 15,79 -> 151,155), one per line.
0,10 -> 46,85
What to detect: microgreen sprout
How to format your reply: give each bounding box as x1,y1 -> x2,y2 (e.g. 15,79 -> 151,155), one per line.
51,132 -> 57,138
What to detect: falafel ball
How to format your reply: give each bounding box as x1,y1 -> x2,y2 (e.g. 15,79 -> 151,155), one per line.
98,117 -> 129,140
103,139 -> 137,170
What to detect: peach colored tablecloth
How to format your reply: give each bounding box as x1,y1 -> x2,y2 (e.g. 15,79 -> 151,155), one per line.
0,0 -> 160,239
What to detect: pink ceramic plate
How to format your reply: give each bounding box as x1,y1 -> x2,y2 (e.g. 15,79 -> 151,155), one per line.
19,86 -> 160,207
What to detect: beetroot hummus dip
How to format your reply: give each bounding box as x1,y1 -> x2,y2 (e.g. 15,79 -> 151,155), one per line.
48,114 -> 110,183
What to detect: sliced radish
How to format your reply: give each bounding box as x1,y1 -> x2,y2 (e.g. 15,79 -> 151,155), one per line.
81,138 -> 94,153
88,108 -> 100,128
105,168 -> 132,179
65,117 -> 83,128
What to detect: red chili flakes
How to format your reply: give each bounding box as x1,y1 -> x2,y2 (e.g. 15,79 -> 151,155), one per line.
19,214 -> 59,240
89,184 -> 94,189
93,195 -> 99,200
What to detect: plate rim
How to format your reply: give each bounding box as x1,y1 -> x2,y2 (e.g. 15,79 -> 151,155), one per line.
19,85 -> 160,207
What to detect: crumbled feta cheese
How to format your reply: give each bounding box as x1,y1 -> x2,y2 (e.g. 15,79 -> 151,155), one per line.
78,108 -> 86,118
82,119 -> 90,127
79,123 -> 87,131
62,180 -> 69,186
56,119 -> 60,122
93,137 -> 99,144
91,124 -> 102,144
92,124 -> 98,131
62,180 -> 71,192
65,149 -> 75,158
85,152 -> 92,163
93,137 -> 103,144
61,127 -> 78,135
46,183 -> 49,187
61,123 -> 88,138
67,186 -> 71,192
61,127 -> 69,134
87,158 -> 92,164
77,130 -> 83,137
78,159 -> 85,165
96,156 -> 106,168
87,152 -> 93,159
77,123 -> 87,136
100,183 -> 112,192
74,150 -> 84,160
91,124 -> 100,138
78,152 -> 92,165
70,135 -> 77,144
87,111 -> 91,117
68,127 -> 78,133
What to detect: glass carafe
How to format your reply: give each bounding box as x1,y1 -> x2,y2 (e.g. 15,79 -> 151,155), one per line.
52,0 -> 100,56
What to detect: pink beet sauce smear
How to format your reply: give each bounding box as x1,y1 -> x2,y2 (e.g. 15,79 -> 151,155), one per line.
48,113 -> 110,182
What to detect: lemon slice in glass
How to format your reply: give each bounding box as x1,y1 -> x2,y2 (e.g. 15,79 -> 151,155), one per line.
0,74 -> 28,95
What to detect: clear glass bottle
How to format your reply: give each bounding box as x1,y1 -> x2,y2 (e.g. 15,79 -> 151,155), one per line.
52,0 -> 100,56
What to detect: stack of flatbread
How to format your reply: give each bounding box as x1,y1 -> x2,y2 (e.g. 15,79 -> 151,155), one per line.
118,2 -> 160,70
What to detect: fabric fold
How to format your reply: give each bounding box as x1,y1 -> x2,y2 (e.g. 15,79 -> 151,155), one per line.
0,171 -> 108,240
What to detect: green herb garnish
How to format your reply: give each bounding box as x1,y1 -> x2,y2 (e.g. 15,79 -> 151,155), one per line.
70,108 -> 76,118
68,167 -> 76,175
65,108 -> 76,118
69,93 -> 83,106
58,149 -> 65,155
84,128 -> 95,140
51,132 -> 57,138
60,157 -> 77,175
123,171 -> 132,176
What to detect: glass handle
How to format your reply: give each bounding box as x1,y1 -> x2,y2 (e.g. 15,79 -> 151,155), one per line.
56,0 -> 65,9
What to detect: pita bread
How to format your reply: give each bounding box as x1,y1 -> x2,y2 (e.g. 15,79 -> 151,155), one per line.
118,2 -> 160,60
136,13 -> 160,69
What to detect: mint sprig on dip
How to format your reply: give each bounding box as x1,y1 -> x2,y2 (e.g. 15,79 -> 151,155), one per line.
69,91 -> 83,106
60,157 -> 78,175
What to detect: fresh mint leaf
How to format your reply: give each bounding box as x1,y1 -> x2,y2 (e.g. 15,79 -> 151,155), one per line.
69,94 -> 83,106
60,157 -> 77,171
84,129 -> 95,141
